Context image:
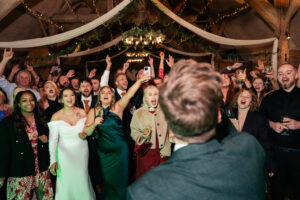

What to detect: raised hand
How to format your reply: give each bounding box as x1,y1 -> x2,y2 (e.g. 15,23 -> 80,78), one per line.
256,59 -> 265,71
123,61 -> 130,73
88,68 -> 97,78
66,69 -> 75,78
2,48 -> 14,62
148,56 -> 154,66
231,62 -> 243,70
106,55 -> 112,67
139,74 -> 151,83
160,52 -> 165,58
166,55 -> 174,68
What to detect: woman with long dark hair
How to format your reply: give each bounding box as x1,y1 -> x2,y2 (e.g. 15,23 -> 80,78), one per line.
0,90 -> 53,200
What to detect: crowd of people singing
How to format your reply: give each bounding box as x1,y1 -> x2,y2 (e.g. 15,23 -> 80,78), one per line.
0,47 -> 300,200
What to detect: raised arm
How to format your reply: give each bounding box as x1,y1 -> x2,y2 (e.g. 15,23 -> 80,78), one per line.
7,65 -> 20,82
0,48 -> 14,78
158,52 -> 165,79
27,66 -> 40,86
114,74 -> 150,117
100,55 -> 112,87
148,56 -> 155,78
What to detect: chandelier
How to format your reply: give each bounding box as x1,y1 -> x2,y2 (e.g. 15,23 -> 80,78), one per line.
122,27 -> 165,48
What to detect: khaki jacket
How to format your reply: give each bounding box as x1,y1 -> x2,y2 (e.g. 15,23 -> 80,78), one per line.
130,106 -> 171,157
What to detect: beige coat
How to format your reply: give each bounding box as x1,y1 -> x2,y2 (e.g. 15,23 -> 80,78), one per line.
130,105 -> 171,157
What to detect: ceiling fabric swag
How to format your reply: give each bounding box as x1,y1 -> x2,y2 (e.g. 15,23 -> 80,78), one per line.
150,0 -> 278,75
87,47 -> 129,63
59,36 -> 122,58
0,0 -> 131,48
158,43 -> 212,57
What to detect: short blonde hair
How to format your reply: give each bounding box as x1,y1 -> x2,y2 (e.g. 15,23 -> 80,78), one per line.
142,85 -> 159,107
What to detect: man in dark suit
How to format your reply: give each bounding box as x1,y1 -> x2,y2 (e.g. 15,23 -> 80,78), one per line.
76,78 -> 101,198
76,78 -> 98,113
127,60 -> 266,200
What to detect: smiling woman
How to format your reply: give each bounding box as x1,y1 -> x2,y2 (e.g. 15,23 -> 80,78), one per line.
0,90 -> 54,200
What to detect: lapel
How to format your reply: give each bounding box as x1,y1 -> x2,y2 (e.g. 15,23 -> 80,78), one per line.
91,95 -> 98,108
76,94 -> 84,109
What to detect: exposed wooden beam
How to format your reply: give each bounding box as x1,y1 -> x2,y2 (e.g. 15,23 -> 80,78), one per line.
247,0 -> 280,33
274,0 -> 290,7
52,14 -> 98,23
0,0 -> 22,21
173,0 -> 186,14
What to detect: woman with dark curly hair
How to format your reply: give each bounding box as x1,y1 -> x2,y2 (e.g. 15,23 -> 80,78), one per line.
0,90 -> 53,200
230,88 -> 270,147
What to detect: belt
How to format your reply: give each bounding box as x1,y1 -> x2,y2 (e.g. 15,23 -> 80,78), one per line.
278,147 -> 300,153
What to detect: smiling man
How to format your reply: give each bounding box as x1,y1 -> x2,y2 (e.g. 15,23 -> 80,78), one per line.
260,64 -> 300,200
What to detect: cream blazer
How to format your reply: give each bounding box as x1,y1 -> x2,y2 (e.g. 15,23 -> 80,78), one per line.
130,106 -> 171,157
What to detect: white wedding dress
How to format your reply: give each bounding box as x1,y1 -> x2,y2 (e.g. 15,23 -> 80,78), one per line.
48,117 -> 95,200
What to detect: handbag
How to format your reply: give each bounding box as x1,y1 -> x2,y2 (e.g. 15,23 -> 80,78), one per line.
135,141 -> 152,157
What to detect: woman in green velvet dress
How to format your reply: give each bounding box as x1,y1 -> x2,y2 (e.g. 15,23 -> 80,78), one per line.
82,74 -> 150,200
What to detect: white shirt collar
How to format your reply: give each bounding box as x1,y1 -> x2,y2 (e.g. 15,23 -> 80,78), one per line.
174,143 -> 188,152
117,88 -> 126,96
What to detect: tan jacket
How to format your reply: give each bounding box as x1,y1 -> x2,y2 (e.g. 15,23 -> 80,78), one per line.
130,105 -> 171,157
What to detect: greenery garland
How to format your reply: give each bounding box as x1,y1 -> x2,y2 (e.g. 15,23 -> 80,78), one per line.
25,0 -> 276,62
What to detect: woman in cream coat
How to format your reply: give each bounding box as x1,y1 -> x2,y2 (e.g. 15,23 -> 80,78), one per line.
131,85 -> 171,179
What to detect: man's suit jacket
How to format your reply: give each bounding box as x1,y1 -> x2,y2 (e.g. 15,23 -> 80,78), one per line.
127,131 -> 266,200
76,94 -> 98,110
0,115 -> 50,178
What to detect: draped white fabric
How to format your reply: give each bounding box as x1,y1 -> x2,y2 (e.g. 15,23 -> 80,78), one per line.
150,0 -> 278,71
0,0 -> 131,48
59,36 -> 122,58
158,44 -> 212,57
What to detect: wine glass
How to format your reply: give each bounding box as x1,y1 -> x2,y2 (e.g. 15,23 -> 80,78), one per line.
281,114 -> 290,136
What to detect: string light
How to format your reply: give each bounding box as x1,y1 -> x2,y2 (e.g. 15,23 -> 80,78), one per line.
126,51 -> 149,58
64,0 -> 86,24
22,0 -> 64,31
210,3 -> 250,25
128,58 -> 144,63
92,0 -> 101,17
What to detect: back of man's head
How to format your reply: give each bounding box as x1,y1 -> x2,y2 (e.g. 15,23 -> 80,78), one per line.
159,59 -> 222,141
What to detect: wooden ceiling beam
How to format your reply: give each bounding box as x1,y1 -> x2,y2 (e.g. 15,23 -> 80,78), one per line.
0,0 -> 22,21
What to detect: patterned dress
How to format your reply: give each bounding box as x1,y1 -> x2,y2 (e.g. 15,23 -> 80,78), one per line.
7,122 -> 53,200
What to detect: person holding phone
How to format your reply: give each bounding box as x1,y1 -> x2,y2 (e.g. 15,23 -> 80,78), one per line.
82,74 -> 151,200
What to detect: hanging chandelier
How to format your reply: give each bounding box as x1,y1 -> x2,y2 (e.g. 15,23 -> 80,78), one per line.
122,27 -> 165,48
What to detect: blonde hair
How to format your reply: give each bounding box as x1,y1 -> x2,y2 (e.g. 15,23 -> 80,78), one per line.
142,85 -> 159,107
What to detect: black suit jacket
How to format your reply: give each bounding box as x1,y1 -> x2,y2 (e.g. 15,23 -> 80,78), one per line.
0,115 -> 50,177
76,94 -> 98,110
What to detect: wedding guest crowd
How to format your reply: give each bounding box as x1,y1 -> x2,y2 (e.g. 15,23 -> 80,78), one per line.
0,48 -> 299,200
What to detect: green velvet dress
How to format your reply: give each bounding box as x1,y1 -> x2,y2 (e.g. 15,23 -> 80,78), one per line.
94,107 -> 129,200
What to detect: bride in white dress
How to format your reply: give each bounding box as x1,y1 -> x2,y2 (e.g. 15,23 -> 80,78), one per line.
48,88 -> 95,200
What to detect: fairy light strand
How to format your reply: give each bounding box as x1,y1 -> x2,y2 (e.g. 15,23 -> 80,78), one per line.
64,0 -> 86,24
22,0 -> 64,31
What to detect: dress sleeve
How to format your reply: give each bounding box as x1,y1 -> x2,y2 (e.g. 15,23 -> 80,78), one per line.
48,122 -> 59,166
